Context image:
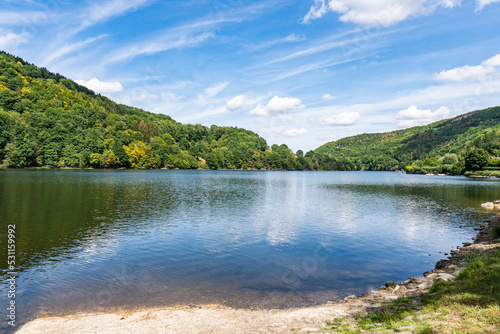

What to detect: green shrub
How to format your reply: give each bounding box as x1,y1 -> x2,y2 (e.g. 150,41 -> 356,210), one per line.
492,226 -> 500,240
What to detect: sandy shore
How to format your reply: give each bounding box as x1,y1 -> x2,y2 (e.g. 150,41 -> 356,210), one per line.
16,216 -> 500,334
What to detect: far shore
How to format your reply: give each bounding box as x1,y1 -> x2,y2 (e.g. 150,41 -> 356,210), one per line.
16,216 -> 500,334
1,165 -> 499,178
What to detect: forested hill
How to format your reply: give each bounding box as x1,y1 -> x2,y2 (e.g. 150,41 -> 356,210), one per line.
0,51 -> 341,170
2,50 -> 499,173
315,107 -> 500,172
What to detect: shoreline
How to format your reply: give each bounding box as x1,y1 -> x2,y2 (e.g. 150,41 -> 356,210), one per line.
16,216 -> 500,334
2,166 -> 499,179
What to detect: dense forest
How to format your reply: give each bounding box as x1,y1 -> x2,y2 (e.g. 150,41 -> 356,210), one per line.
1,51 -> 499,174
315,107 -> 500,175
0,51 -> 342,171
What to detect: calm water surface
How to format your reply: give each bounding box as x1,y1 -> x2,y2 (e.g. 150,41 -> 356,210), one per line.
1,170 -> 500,331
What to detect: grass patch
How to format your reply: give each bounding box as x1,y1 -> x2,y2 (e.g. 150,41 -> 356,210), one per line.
324,248 -> 500,333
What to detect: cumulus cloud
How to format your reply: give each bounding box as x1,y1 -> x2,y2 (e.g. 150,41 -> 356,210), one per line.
75,78 -> 123,94
434,53 -> 500,82
322,93 -> 336,101
226,95 -> 247,111
282,128 -> 308,137
434,65 -> 495,82
396,105 -> 450,127
302,0 -> 460,26
482,53 -> 500,67
249,96 -> 304,117
0,29 -> 30,49
476,0 -> 500,11
320,111 -> 360,126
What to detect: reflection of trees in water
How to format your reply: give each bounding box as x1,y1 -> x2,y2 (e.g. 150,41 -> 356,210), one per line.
0,170 -> 265,274
0,171 -> 167,273
324,180 -> 500,210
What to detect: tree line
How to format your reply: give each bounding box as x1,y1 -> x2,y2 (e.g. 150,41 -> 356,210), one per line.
0,51 -> 345,171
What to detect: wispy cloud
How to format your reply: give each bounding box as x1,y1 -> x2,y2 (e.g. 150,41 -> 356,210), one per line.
319,112 -> 360,126
282,128 -> 308,137
476,0 -> 500,11
42,34 -> 108,66
203,82 -> 229,98
0,11 -> 58,26
258,55 -> 367,84
0,29 -> 30,49
100,1 -> 275,65
72,0 -> 153,36
244,33 -> 305,52
105,32 -> 215,64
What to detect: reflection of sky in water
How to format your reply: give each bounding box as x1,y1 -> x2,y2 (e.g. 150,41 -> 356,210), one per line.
1,170 -> 500,332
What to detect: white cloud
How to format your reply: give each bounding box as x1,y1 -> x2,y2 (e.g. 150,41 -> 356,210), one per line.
303,0 -> 329,23
204,82 -> 229,97
396,105 -> 450,127
322,93 -> 336,101
76,0 -> 152,34
476,0 -> 500,11
107,32 -> 215,63
434,53 -> 500,82
75,78 -> 123,94
0,11 -> 58,26
482,53 -> 500,67
161,92 -> 184,101
249,96 -> 304,116
302,0 -> 460,26
282,128 -> 309,137
434,65 -> 495,82
43,35 -> 108,65
226,95 -> 247,111
0,29 -> 30,49
285,33 -> 300,42
320,111 -> 360,126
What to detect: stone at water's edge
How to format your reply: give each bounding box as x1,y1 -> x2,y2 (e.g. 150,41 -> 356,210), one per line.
481,200 -> 500,210
356,215 -> 500,304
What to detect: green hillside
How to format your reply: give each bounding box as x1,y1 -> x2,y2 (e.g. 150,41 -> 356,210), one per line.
1,50 -> 499,174
0,51 -> 339,171
315,107 -> 500,173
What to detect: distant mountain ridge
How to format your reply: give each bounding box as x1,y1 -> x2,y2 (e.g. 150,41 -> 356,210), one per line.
315,107 -> 500,171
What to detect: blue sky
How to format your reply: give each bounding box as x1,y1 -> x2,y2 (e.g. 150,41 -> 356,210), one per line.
1,0 -> 500,152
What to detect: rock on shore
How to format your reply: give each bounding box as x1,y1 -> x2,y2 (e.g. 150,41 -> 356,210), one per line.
481,200 -> 500,210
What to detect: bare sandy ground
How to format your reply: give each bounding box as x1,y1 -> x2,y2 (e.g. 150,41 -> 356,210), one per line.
16,302 -> 367,334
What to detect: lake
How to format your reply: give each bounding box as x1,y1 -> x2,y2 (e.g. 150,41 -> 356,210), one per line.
1,170 -> 499,331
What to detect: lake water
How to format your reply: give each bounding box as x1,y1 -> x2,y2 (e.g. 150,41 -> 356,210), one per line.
1,170 -> 500,331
